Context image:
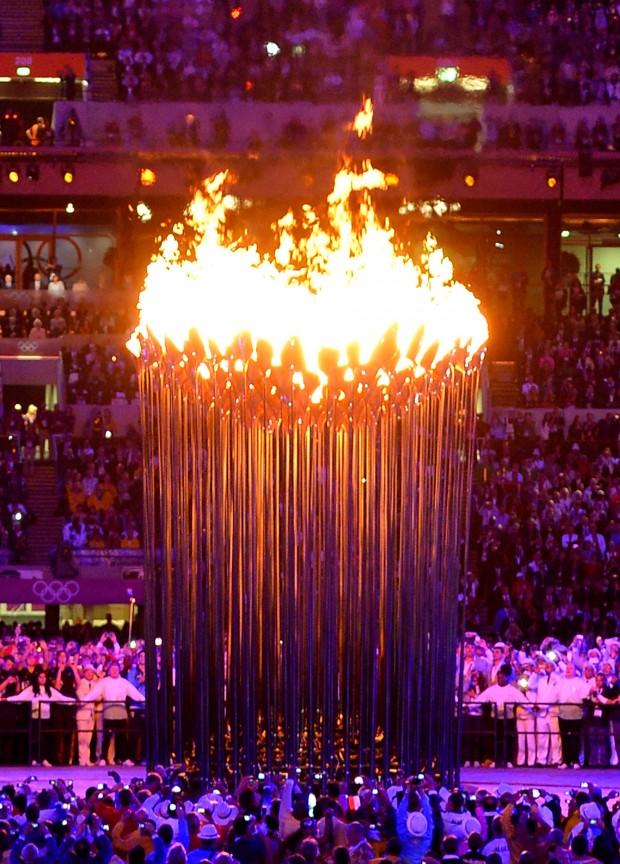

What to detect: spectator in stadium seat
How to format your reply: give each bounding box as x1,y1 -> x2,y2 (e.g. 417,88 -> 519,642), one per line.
47,273 -> 66,298
28,319 -> 47,340
63,514 -> 88,550
26,117 -> 53,147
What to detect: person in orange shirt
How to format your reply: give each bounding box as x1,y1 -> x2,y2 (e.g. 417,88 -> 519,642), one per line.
66,475 -> 85,512
120,528 -> 141,549
111,809 -> 156,857
26,117 -> 52,146
87,483 -> 115,512
87,525 -> 108,549
100,473 -> 119,502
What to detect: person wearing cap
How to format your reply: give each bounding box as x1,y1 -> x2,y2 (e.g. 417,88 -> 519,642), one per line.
532,659 -> 562,766
212,802 -> 239,839
459,643 -> 490,687
489,645 -> 509,686
603,640 -> 620,665
188,823 -> 220,864
396,782 -> 433,864
567,803 -> 603,850
514,668 -> 536,769
76,664 -> 100,766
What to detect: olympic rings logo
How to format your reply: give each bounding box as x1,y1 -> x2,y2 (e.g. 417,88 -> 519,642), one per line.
17,341 -> 39,353
32,580 -> 80,604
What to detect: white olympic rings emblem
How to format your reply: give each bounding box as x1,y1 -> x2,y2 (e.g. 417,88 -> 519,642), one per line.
17,341 -> 39,353
32,580 -> 80,604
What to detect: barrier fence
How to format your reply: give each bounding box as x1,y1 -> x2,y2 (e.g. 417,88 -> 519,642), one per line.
462,702 -> 620,768
0,701 -> 144,766
0,700 -> 618,769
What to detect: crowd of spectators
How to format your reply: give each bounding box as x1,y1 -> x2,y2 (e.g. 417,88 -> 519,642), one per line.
42,0 -> 422,102
59,433 -> 142,551
33,0 -> 620,109
460,0 -> 620,107
0,301 -> 131,341
1,612 -> 619,771
470,410 -> 620,642
0,761 -> 616,864
62,347 -> 139,406
515,265 -> 620,408
458,631 -> 619,769
413,113 -> 620,153
0,621 -> 145,766
0,261 -> 131,339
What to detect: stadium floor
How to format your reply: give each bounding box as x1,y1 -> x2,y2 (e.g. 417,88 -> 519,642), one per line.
0,765 -> 617,797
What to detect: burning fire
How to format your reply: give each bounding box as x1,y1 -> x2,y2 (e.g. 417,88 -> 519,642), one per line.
129,100 -> 487,393
350,96 -> 373,139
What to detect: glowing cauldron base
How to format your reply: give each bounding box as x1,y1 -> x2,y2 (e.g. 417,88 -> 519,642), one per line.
137,345 -> 480,781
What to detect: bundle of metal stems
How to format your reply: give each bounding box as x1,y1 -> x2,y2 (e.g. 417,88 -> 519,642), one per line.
138,344 -> 480,783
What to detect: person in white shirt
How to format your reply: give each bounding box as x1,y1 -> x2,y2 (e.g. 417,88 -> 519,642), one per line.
476,666 -> 527,766
441,791 -> 481,851
482,816 -> 510,864
8,670 -> 74,767
84,661 -> 144,766
278,773 -> 304,839
556,662 -> 590,767
489,643 -> 509,685
63,515 -> 87,549
532,659 -> 562,766
513,666 -> 537,767
47,272 -> 66,297
76,664 -> 100,766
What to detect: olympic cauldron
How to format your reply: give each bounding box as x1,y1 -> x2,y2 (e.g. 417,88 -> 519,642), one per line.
129,103 -> 488,782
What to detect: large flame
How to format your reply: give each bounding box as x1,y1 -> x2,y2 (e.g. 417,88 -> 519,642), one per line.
130,101 -> 488,390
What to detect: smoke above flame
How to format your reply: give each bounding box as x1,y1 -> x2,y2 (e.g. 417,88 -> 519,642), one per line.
129,100 -> 488,391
